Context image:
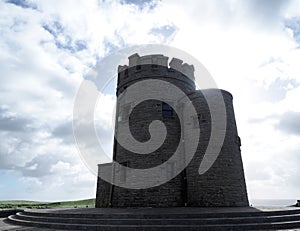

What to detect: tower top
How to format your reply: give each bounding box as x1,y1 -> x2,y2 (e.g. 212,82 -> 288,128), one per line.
118,53 -> 195,80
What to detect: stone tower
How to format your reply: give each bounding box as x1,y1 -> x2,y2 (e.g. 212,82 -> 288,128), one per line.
96,53 -> 248,207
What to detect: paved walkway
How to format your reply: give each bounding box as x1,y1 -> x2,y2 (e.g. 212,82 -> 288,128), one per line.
0,218 -> 68,231
0,218 -> 55,231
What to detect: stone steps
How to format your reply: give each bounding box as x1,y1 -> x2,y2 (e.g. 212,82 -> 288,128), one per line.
10,212 -> 300,225
18,208 -> 300,218
0,209 -> 23,218
6,208 -> 300,230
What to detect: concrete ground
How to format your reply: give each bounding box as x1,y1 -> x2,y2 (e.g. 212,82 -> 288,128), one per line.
0,218 -> 67,231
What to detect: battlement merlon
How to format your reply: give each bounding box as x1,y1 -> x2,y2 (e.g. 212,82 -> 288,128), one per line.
117,53 -> 195,80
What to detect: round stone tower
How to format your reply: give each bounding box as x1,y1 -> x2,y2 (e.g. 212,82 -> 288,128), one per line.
95,53 -> 248,208
184,90 -> 249,206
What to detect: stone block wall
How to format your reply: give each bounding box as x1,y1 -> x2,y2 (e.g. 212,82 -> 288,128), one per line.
185,90 -> 248,207
95,163 -> 113,208
95,54 -> 248,208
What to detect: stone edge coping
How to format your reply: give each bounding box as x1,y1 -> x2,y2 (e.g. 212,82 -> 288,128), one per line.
21,206 -> 300,215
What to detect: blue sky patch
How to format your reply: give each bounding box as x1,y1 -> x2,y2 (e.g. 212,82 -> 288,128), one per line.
103,36 -> 125,55
150,25 -> 177,43
42,21 -> 87,53
257,78 -> 300,102
6,0 -> 37,10
151,25 -> 177,39
42,21 -> 64,38
121,0 -> 158,10
285,17 -> 300,44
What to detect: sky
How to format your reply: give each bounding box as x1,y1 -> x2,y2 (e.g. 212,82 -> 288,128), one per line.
0,0 -> 300,203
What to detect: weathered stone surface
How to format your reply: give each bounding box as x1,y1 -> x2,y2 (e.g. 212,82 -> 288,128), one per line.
96,54 -> 248,208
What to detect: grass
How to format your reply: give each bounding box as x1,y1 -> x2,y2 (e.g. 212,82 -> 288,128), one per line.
0,198 -> 95,210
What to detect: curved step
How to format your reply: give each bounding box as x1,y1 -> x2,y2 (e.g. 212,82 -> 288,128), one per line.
0,209 -> 23,218
7,215 -> 300,231
6,208 -> 300,230
19,208 -> 300,219
13,212 -> 300,225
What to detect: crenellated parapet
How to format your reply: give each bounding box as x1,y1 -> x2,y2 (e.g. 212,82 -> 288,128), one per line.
118,53 -> 194,78
117,53 -> 195,95
118,53 -> 169,73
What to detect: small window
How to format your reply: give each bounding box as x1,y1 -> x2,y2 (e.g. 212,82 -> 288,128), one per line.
135,65 -> 141,71
162,102 -> 173,117
199,114 -> 206,123
151,64 -> 158,69
124,69 -> 128,77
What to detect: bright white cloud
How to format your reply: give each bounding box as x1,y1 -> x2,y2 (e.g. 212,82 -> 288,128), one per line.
0,0 -> 177,201
1,0 -> 300,203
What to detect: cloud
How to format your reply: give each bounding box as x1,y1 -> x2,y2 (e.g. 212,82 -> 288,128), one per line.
285,17 -> 300,44
0,0 -> 178,201
238,0 -> 291,25
150,25 -> 178,43
21,154 -> 70,177
156,0 -> 300,200
252,78 -> 300,102
0,107 -> 31,132
121,0 -> 159,10
51,120 -> 74,144
1,0 -> 300,202
6,0 -> 38,10
276,111 -> 300,135
42,20 -> 88,53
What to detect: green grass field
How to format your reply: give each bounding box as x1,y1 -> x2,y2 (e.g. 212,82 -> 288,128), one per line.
0,198 -> 95,209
